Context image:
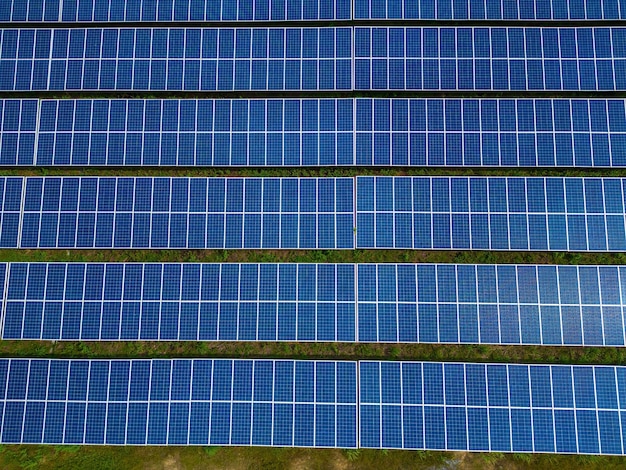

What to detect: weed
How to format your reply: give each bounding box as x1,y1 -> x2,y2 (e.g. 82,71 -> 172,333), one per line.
204,446 -> 220,457
344,449 -> 361,461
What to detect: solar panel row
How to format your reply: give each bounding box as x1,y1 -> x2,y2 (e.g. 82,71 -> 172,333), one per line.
356,176 -> 626,251
360,361 -> 626,454
1,28 -> 625,91
1,0 -> 352,22
3,98 -> 626,167
1,359 -> 625,454
1,263 -> 625,346
3,0 -> 624,21
1,263 -> 357,342
0,28 -> 353,91
355,0 -> 626,19
2,176 -> 626,251
0,359 -> 358,447
355,27 -> 626,91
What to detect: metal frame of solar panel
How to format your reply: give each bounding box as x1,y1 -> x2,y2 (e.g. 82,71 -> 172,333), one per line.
0,359 -> 358,447
0,177 -> 355,249
0,0 -> 352,22
0,28 -> 353,92
359,361 -> 626,454
354,27 -> 626,91
0,263 -> 357,342
355,176 -> 626,252
356,264 -> 626,346
355,0 -> 626,19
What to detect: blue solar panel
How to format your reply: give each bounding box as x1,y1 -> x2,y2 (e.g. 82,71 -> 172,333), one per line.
0,178 -> 24,249
0,28 -> 353,91
4,262 -> 625,347
354,27 -> 626,91
0,0 -> 352,22
357,264 -> 626,346
360,361 -> 626,454
3,177 -> 354,249
354,99 -> 626,167
355,0 -> 626,19
0,359 -> 358,447
0,100 -> 38,166
35,99 -> 356,166
3,98 -> 615,167
356,176 -> 626,252
1,263 -> 357,342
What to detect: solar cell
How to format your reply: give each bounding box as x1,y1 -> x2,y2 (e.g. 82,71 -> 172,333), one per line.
354,27 -> 626,91
0,0 -> 352,22
357,264 -> 626,346
0,359 -> 358,447
3,177 -> 355,249
10,98 -> 619,167
355,0 -> 626,20
356,176 -> 626,251
0,28 -> 353,91
360,361 -> 626,454
1,263 -> 357,341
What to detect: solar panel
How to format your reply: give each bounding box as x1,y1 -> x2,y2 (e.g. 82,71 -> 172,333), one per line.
36,99 -> 356,166
355,0 -> 626,20
0,0 -> 352,22
354,99 -> 626,167
354,27 -> 626,91
0,100 -> 38,166
357,264 -> 626,346
1,263 -> 357,342
0,359 -> 358,447
4,177 -> 355,250
356,176 -> 626,252
18,98 -> 624,167
0,28 -> 353,92
3,262 -> 625,347
360,361 -> 626,454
